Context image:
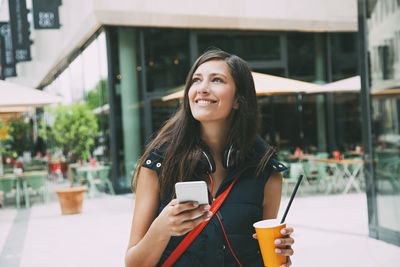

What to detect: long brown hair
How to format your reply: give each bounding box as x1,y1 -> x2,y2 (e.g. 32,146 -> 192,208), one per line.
132,49 -> 273,196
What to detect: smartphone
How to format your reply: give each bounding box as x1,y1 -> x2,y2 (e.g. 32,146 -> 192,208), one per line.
175,181 -> 209,205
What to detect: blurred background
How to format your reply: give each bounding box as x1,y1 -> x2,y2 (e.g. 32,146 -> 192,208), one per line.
0,0 -> 399,266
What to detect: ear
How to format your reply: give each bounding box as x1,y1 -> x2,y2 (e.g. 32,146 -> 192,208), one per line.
233,97 -> 239,110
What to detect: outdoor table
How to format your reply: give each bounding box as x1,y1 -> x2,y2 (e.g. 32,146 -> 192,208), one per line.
0,170 -> 48,208
314,158 -> 364,194
346,150 -> 363,156
0,170 -> 48,179
76,165 -> 108,198
288,153 -> 315,160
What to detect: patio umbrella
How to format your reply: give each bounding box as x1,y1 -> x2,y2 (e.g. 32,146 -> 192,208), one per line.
371,79 -> 400,97
0,106 -> 33,114
372,88 -> 400,97
306,76 -> 361,94
161,72 -> 325,101
0,80 -> 61,108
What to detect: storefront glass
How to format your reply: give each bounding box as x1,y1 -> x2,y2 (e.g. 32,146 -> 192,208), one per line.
197,33 -> 281,61
359,0 -> 400,245
144,28 -> 190,92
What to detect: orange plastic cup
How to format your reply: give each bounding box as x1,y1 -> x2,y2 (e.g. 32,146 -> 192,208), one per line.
253,219 -> 287,267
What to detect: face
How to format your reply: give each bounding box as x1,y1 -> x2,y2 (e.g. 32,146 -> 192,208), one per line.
188,60 -> 238,124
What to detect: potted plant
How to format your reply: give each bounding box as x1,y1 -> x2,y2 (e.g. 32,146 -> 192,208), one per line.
40,103 -> 98,214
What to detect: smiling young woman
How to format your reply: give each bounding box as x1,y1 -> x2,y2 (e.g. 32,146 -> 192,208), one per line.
125,49 -> 294,267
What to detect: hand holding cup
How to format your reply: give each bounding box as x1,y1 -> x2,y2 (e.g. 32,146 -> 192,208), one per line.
253,219 -> 294,267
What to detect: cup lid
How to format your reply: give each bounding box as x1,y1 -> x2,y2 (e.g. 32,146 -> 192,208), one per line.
253,219 -> 285,228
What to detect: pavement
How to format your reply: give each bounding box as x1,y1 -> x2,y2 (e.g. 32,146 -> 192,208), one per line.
0,184 -> 399,267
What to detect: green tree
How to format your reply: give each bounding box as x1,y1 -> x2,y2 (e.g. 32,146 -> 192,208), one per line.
0,121 -> 16,159
9,120 -> 32,156
85,79 -> 108,110
40,104 -> 98,162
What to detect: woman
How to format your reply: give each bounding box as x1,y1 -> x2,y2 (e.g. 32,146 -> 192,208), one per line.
125,49 -> 294,266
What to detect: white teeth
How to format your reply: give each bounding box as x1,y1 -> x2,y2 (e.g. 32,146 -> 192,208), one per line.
197,100 -> 213,104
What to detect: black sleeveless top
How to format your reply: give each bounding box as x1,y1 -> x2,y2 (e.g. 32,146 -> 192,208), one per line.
142,136 -> 287,266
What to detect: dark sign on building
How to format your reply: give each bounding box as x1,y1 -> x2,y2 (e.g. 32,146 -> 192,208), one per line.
8,0 -> 32,62
32,0 -> 62,29
0,22 -> 17,78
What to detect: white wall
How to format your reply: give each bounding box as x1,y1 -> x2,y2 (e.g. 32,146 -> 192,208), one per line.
94,0 -> 357,31
1,0 -> 357,88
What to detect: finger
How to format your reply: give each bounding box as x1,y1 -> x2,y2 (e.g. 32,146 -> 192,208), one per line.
181,205 -> 210,221
180,211 -> 212,230
280,227 -> 294,235
280,257 -> 292,267
274,237 -> 295,247
252,233 -> 258,239
173,201 -> 201,215
275,247 -> 294,256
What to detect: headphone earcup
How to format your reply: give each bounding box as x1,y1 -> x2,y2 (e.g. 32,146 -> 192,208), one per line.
199,151 -> 216,174
222,145 -> 239,169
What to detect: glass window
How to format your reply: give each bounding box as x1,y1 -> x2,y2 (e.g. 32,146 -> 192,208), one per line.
372,96 -> 400,232
333,93 -> 362,151
151,98 -> 180,134
144,28 -> 190,92
259,94 -> 301,150
197,33 -> 281,61
330,33 -> 359,81
287,33 -> 316,82
252,68 -> 285,77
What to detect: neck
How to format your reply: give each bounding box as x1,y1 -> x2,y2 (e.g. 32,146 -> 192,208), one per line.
200,120 -> 231,159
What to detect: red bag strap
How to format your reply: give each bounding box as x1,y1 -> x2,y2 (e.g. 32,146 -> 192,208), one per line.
161,175 -> 240,267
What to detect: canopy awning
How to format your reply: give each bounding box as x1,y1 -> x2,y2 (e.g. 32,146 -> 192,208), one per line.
0,80 -> 62,108
92,103 -> 110,114
162,72 -> 325,101
0,106 -> 34,114
304,76 -> 360,94
371,88 -> 400,97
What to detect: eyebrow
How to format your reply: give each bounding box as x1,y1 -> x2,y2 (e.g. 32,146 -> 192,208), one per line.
193,73 -> 227,78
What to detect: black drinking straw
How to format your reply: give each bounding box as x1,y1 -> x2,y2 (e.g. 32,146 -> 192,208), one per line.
280,174 -> 303,224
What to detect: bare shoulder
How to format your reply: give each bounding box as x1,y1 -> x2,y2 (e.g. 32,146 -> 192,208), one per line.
136,167 -> 160,195
267,171 -> 283,184
262,171 -> 283,219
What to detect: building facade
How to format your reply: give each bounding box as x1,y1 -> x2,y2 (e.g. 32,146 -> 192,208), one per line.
358,0 -> 400,246
1,0 -> 359,190
6,0 -> 398,245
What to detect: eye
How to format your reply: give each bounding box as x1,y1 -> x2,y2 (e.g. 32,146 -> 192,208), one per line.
213,77 -> 223,83
192,77 -> 201,83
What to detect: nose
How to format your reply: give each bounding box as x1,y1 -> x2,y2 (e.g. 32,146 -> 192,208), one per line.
196,80 -> 210,95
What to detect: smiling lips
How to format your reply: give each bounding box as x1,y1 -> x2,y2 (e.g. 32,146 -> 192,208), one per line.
195,99 -> 217,105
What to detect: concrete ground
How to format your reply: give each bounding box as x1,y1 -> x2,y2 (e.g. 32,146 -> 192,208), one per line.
0,185 -> 399,267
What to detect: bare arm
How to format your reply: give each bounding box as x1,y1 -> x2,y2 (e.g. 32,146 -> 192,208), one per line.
262,171 -> 283,219
261,171 -> 294,267
125,167 -> 168,267
125,168 -> 212,267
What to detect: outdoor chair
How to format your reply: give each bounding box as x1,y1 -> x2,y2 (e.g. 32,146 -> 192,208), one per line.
22,174 -> 49,208
301,160 -> 319,193
315,152 -> 329,159
0,177 -> 21,208
71,167 -> 88,186
278,150 -> 291,162
3,165 -> 14,174
282,162 -> 305,197
375,158 -> 400,193
94,166 -> 115,195
315,160 -> 343,194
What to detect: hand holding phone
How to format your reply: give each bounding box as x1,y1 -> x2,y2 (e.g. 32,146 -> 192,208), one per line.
175,181 -> 209,220
175,181 -> 209,205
